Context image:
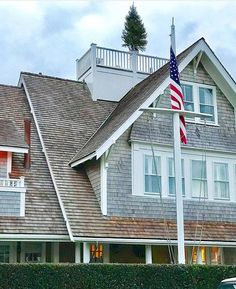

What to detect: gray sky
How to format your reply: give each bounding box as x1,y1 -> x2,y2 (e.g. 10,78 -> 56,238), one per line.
0,0 -> 235,85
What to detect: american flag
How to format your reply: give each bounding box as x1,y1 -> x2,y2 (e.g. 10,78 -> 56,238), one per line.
170,46 -> 187,144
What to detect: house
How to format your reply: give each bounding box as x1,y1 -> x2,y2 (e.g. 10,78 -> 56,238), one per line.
1,37 -> 236,265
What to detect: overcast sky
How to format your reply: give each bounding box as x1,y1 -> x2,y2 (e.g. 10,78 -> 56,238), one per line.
0,0 -> 235,85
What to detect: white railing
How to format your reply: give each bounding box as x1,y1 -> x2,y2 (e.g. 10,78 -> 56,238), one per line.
137,54 -> 169,74
76,48 -> 92,79
76,44 -> 169,78
0,177 -> 25,188
96,46 -> 132,70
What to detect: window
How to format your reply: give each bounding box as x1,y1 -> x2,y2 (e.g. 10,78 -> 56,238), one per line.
182,84 -> 194,112
199,87 -> 215,122
210,247 -> 222,265
168,158 -> 185,196
192,246 -> 206,264
0,245 -> 9,263
144,155 -> 161,194
90,244 -> 103,263
192,160 -> 207,198
24,243 -> 42,263
181,82 -> 217,124
214,163 -> 229,199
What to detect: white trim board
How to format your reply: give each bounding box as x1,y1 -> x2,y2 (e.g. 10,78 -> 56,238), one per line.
0,146 -> 28,154
73,237 -> 236,248
19,75 -> 73,242
0,234 -> 70,241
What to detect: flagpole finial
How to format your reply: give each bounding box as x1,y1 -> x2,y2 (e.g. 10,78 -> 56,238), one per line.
172,17 -> 175,25
170,18 -> 176,54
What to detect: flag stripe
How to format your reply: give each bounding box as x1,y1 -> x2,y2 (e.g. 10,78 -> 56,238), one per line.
169,46 -> 187,144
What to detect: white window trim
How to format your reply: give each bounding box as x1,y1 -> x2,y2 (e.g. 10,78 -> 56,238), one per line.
132,142 -> 236,202
181,81 -> 218,126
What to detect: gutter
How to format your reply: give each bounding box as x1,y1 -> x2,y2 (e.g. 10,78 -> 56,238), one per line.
20,75 -> 74,242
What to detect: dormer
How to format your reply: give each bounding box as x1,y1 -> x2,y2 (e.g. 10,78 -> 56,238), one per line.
76,43 -> 168,102
0,119 -> 29,217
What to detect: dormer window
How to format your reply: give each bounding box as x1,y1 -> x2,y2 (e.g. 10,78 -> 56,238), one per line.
181,82 -> 217,124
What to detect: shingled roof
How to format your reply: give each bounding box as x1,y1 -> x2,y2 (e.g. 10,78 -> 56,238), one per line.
69,38 -> 204,165
0,119 -> 28,149
0,84 -> 68,237
19,43 -> 236,242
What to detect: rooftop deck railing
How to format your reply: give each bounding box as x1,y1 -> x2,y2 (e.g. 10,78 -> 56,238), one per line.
0,177 -> 25,188
76,44 -> 169,78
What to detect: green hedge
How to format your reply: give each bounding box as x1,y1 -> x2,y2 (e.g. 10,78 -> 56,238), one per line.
0,264 -> 236,289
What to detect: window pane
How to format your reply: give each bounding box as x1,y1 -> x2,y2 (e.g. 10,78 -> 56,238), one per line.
199,87 -> 214,121
145,176 -> 161,193
182,84 -> 194,112
214,163 -> 229,199
192,160 -> 207,198
192,160 -> 206,179
168,158 -> 185,196
199,87 -> 213,105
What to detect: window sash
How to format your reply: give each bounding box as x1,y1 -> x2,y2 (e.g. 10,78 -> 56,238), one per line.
192,160 -> 208,198
168,158 -> 185,196
214,163 -> 229,199
144,155 -> 161,194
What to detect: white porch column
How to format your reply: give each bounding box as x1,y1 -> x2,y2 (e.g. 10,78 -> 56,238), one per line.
103,244 -> 110,263
51,242 -> 59,263
83,242 -> 90,263
75,242 -> 81,263
145,245 -> 152,264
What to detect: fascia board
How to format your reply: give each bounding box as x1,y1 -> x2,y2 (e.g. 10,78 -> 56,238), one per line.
0,234 -> 69,241
73,236 -> 236,247
0,146 -> 28,154
70,152 -> 96,167
96,41 -> 204,160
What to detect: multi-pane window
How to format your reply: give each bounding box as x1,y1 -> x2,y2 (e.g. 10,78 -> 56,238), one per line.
192,160 -> 208,198
144,155 -> 161,194
214,163 -> 229,199
0,245 -> 9,263
168,158 -> 185,196
181,82 -> 216,123
90,244 -> 103,263
182,84 -> 194,112
199,87 -> 215,122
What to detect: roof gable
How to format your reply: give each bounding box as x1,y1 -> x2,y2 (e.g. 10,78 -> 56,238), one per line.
70,38 -> 236,167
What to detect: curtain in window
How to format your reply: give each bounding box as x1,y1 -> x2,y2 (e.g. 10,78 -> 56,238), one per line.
199,87 -> 214,121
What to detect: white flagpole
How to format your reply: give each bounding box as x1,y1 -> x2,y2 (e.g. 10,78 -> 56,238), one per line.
171,18 -> 185,264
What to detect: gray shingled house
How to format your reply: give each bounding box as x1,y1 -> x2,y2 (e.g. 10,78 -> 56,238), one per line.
1,38 -> 236,264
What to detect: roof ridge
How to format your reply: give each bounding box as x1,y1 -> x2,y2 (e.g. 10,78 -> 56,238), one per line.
21,71 -> 82,84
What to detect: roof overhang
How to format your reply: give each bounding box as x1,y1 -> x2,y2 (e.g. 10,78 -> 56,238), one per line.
0,146 -> 28,154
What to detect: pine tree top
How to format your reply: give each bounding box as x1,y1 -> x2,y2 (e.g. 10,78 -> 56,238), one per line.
121,4 -> 147,52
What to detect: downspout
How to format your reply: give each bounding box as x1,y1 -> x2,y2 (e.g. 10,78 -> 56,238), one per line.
20,75 -> 74,242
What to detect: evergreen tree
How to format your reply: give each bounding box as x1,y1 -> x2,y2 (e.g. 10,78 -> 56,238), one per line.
121,4 -> 147,52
